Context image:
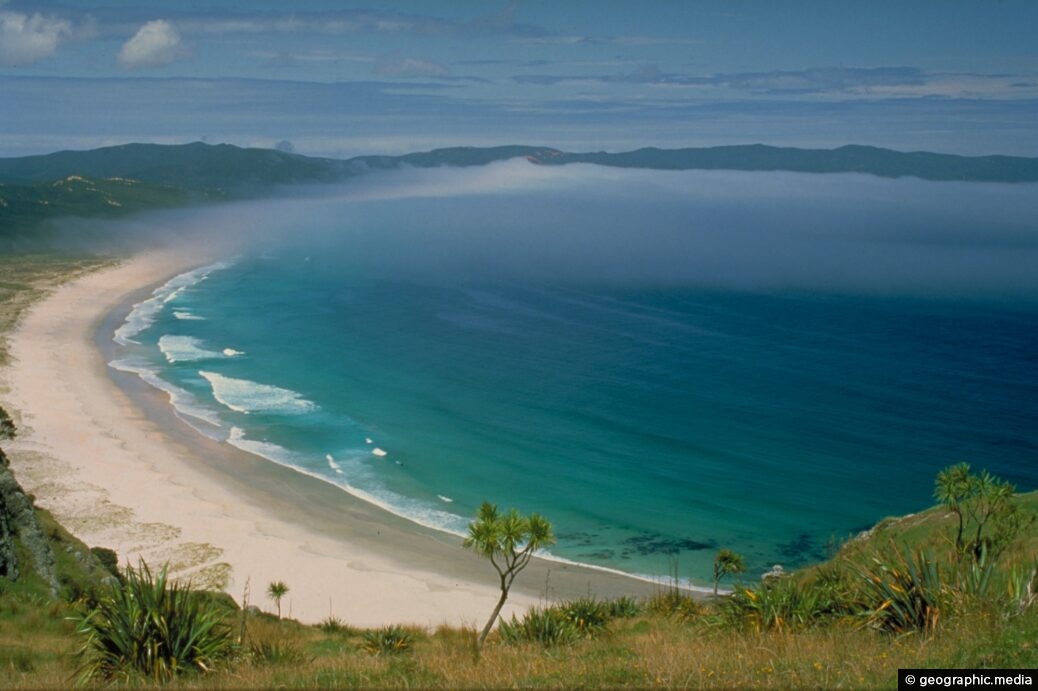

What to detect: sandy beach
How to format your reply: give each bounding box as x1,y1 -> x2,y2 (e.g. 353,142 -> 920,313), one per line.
0,248 -> 658,627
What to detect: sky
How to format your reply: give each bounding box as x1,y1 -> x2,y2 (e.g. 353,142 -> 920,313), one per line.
1,1 -> 1037,158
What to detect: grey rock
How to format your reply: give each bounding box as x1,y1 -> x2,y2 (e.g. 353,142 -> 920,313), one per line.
0,451 -> 60,595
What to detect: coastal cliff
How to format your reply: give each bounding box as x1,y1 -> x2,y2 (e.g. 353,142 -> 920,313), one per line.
0,406 -> 117,599
0,444 -> 58,594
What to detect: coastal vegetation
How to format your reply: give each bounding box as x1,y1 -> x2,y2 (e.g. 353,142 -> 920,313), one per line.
463,502 -> 556,649
934,462 -> 1027,561
0,255 -> 111,366
0,176 -> 189,233
713,549 -> 746,596
266,581 -> 289,620
73,561 -> 234,684
1,457 -> 1036,687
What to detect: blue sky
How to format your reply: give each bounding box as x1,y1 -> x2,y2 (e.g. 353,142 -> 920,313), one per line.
2,1 -> 1037,158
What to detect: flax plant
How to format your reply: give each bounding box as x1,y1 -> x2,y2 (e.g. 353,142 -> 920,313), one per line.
73,561 -> 233,683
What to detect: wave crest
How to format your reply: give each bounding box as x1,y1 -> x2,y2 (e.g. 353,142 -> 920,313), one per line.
158,335 -> 222,363
114,260 -> 233,345
199,370 -> 317,415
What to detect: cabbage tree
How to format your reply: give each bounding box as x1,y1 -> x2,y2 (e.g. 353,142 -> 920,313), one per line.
463,502 -> 555,648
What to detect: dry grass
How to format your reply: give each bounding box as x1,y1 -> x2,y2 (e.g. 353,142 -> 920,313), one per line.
0,254 -> 113,370
4,595 -> 1035,689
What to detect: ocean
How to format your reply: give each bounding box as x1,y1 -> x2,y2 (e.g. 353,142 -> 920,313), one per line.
107,164 -> 1038,586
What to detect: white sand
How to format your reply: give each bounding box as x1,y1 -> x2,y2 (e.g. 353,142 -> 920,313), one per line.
1,249 -> 547,627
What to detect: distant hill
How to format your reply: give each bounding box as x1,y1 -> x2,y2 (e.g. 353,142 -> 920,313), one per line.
0,143 -> 563,197
527,144 -> 1038,183
0,142 -> 347,198
2,141 -> 1036,244
0,175 -> 189,227
4,141 -> 1035,193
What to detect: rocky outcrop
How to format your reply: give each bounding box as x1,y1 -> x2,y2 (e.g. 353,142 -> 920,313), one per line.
0,444 -> 60,595
0,406 -> 15,440
0,446 -> 16,580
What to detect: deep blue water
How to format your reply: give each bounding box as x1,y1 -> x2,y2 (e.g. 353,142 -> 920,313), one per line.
108,167 -> 1038,586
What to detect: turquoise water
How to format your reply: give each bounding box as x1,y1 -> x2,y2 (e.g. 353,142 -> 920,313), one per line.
109,168 -> 1038,586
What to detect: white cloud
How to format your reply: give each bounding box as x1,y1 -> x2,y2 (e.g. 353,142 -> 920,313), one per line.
0,11 -> 73,66
118,19 -> 183,69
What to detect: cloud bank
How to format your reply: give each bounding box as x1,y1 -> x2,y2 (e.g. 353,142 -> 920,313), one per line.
0,11 -> 72,66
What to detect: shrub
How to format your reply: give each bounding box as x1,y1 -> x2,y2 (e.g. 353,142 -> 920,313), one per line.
1005,560 -> 1038,614
646,589 -> 701,622
361,626 -> 414,656
800,565 -> 859,619
317,615 -> 355,635
0,404 -> 16,440
73,561 -> 233,683
497,606 -> 579,647
89,547 -> 122,583
719,578 -> 833,632
561,597 -> 611,638
249,638 -> 308,665
605,595 -> 641,619
854,547 -> 946,635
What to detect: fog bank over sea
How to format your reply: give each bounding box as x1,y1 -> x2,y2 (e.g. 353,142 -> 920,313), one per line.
108,163 -> 1038,580
141,160 -> 1038,297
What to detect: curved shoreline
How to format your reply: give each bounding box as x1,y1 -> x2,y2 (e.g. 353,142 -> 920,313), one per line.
2,248 -> 662,626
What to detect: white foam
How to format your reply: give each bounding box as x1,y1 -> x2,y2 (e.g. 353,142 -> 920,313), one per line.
326,453 -> 344,474
372,447 -> 387,457
173,311 -> 205,320
227,426 -> 300,463
114,294 -> 165,346
108,358 -> 223,427
199,370 -> 317,415
158,335 -> 222,363
364,437 -> 373,444
163,285 -> 187,303
114,259 -> 233,345
437,495 -> 453,503
222,348 -> 244,357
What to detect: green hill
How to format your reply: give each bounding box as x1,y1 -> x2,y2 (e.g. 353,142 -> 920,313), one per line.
0,176 -> 190,227
0,143 -> 559,199
4,142 -> 1035,192
0,142 -> 345,197
530,144 -> 1038,182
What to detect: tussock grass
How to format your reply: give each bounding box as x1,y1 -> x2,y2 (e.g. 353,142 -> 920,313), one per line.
2,556 -> 1036,688
360,625 -> 418,656
2,587 -> 1037,689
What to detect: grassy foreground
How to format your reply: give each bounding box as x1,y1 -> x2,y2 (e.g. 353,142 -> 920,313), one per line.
5,601 -> 1033,689
1,493 -> 1035,689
